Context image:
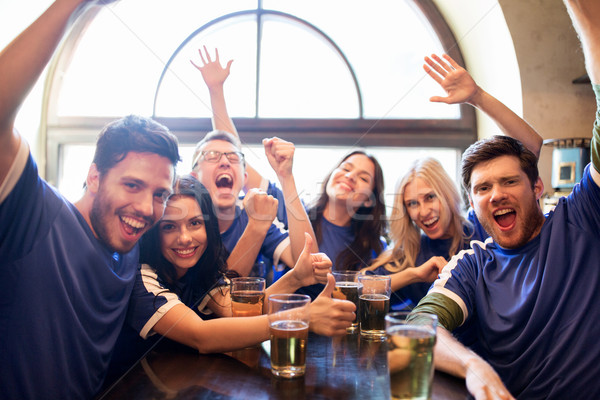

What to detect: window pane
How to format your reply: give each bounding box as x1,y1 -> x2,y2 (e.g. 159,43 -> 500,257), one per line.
57,0 -> 251,117
154,15 -> 258,118
264,0 -> 459,119
259,16 -> 359,118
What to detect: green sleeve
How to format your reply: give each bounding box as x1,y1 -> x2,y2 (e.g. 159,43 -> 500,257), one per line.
411,292 -> 464,332
592,85 -> 600,174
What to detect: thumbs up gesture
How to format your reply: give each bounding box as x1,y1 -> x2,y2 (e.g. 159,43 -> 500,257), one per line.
308,274 -> 356,336
290,233 -> 331,287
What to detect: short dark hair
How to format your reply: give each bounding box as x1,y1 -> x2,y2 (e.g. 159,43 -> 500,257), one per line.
191,130 -> 243,170
461,135 -> 539,192
93,115 -> 180,176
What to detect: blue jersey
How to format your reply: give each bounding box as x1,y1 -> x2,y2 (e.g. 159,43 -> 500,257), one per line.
220,205 -> 290,278
104,264 -> 228,386
298,217 -> 384,300
0,141 -> 138,399
430,164 -> 600,398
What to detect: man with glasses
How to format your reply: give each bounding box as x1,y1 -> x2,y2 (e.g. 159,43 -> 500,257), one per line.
191,130 -> 305,279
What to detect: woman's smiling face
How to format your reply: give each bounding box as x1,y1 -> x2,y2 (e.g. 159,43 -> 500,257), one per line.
403,177 -> 453,240
159,195 -> 207,279
325,153 -> 376,209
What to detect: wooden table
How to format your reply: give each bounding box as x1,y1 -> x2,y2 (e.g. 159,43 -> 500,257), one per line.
98,332 -> 468,399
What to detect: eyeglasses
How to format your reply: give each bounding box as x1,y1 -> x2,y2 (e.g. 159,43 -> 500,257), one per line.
193,150 -> 245,167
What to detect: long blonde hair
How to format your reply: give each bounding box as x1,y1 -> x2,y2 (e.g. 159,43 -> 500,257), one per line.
366,157 -> 468,273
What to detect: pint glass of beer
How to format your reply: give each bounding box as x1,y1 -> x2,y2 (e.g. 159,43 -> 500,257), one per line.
332,270 -> 361,332
358,275 -> 391,340
230,277 -> 266,317
267,294 -> 311,378
385,312 -> 437,400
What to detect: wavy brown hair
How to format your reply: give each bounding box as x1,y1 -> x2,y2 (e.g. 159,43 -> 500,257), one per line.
308,150 -> 386,271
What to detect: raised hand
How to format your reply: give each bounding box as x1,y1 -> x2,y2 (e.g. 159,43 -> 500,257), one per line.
190,46 -> 234,90
308,274 -> 356,336
424,54 -> 478,104
263,137 -> 295,180
243,188 -> 278,231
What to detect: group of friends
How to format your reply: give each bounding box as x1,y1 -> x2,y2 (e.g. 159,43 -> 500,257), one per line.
0,0 -> 599,399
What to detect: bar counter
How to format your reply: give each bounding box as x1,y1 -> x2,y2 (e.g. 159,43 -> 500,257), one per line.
99,332 -> 468,399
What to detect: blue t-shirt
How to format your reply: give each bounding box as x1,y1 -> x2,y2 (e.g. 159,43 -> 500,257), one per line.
297,217 -> 383,300
370,210 -> 485,310
430,164 -> 600,398
0,142 -> 138,399
220,205 -> 290,278
105,264 -> 228,386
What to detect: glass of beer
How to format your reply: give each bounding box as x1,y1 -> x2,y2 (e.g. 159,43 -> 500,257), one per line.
386,312 -> 437,400
358,274 -> 391,340
268,294 -> 311,378
332,270 -> 361,333
230,277 -> 266,317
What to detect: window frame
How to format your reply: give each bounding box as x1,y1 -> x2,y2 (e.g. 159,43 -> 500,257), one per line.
42,0 -> 475,187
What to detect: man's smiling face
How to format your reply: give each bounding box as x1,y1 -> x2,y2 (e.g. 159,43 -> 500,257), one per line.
469,155 -> 545,249
89,152 -> 174,253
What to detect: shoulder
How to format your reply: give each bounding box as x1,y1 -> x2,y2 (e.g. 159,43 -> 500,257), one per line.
0,134 -> 30,204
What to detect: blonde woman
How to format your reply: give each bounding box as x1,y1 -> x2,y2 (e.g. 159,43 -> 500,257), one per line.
364,157 -> 485,309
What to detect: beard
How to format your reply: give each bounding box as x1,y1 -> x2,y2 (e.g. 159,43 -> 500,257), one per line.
479,197 -> 545,249
89,183 -> 151,254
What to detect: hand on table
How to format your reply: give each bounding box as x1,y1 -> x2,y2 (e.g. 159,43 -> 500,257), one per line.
465,357 -> 515,400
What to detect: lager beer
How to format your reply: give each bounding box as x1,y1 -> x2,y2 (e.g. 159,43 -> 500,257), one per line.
387,325 -> 436,400
333,281 -> 361,331
269,320 -> 309,378
359,293 -> 389,339
231,290 -> 265,317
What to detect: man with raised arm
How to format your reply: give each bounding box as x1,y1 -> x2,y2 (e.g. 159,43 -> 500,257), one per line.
411,1 -> 600,398
0,1 -> 181,398
190,48 -> 317,279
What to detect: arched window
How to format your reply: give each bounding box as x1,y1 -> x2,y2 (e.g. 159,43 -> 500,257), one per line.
44,0 -> 474,202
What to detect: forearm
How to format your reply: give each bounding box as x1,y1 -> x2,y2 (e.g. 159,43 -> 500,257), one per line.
389,268 -> 420,292
468,88 -> 542,158
154,304 -> 270,353
262,271 -> 304,313
278,175 -> 318,260
564,0 -> 600,83
206,81 -> 263,190
0,0 -> 82,128
226,223 -> 269,276
208,84 -> 237,137
434,327 -> 479,378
